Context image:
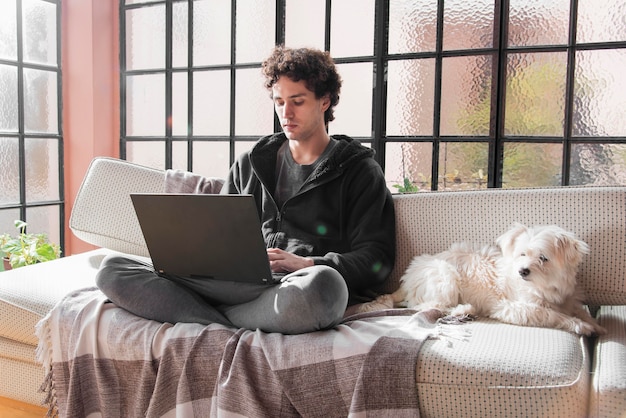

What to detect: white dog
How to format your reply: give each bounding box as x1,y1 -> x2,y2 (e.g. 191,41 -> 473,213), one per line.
370,223 -> 605,336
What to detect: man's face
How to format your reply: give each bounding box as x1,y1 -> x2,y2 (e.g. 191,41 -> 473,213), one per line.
271,76 -> 330,142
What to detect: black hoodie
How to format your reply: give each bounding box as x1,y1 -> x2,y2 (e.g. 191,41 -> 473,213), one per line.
222,132 -> 396,303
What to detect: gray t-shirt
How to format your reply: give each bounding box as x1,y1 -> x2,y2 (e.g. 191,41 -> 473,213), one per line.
274,139 -> 337,208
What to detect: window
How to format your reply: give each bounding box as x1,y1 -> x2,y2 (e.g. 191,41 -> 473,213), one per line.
0,0 -> 63,253
120,0 -> 626,191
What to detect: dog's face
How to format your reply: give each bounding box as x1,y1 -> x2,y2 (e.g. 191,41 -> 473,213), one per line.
496,223 -> 589,302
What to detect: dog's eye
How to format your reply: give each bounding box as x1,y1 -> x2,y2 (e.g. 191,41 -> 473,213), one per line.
539,255 -> 549,263
520,253 -> 526,257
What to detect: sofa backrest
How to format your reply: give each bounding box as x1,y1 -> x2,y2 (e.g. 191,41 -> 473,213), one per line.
387,187 -> 626,306
71,158 -> 626,306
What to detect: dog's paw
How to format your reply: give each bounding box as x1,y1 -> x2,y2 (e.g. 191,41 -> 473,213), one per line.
438,314 -> 476,325
574,319 -> 606,336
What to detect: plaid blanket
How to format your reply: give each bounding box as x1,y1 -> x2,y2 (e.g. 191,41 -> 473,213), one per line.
36,287 -> 439,417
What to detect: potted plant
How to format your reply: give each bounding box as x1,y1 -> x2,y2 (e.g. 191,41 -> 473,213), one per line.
0,220 -> 61,270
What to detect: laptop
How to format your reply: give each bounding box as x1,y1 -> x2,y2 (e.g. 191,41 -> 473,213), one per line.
130,193 -> 279,284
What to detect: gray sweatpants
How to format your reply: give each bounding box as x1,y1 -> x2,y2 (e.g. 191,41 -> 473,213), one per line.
95,254 -> 349,334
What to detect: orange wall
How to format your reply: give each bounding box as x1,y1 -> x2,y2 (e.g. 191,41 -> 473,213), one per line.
62,0 -> 120,255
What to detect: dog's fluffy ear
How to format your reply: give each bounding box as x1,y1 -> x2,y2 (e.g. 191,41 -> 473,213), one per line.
497,223 -> 528,256
555,230 -> 590,264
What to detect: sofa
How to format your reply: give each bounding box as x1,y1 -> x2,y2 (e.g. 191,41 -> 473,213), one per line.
1,156 -> 626,417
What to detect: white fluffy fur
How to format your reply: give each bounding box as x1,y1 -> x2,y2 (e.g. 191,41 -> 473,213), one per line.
372,223 -> 606,336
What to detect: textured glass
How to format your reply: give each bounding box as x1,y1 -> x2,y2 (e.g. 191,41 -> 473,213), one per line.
438,142 -> 489,190
193,70 -> 230,136
0,0 -> 17,60
385,142 -> 433,192
329,63 -> 373,138
504,52 -> 567,136
440,55 -> 492,136
235,68 -> 274,136
570,143 -> 626,186
125,5 -> 165,71
126,141 -> 165,169
0,137 -> 20,205
23,68 -> 58,134
387,59 -> 436,136
578,0 -> 626,43
126,74 -> 165,136
285,0 -> 325,50
574,49 -> 626,137
172,72 -> 188,136
502,142 -> 562,188
331,0 -> 375,58
25,205 -> 60,248
22,0 -> 57,65
171,140 -> 188,171
172,2 -> 188,68
0,209 -> 22,237
236,0 -> 275,64
25,137 -> 59,202
388,0 -> 437,54
443,0 -> 494,51
0,65 -> 18,132
193,0 -> 231,66
508,0 -> 569,47
192,141 -> 231,179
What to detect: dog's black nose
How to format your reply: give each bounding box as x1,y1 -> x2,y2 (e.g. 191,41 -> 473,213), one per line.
519,268 -> 530,278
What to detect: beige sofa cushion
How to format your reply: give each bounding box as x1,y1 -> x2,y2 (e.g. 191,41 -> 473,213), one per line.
0,249 -> 112,345
589,305 -> 626,418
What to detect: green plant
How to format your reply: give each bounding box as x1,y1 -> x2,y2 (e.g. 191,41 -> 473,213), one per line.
393,177 -> 419,193
0,220 -> 61,269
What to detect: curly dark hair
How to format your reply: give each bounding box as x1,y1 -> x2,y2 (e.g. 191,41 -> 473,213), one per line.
262,46 -> 342,123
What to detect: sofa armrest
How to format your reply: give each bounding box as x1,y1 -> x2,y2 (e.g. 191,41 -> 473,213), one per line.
69,157 -> 165,257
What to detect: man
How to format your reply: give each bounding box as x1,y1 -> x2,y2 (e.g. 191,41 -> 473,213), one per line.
96,46 -> 395,334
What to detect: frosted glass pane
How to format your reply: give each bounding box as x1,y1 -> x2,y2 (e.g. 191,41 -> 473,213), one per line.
573,49 -> 626,137
508,0 -> 569,47
26,205 -> 60,249
23,68 -> 58,134
389,0 -> 437,54
236,0 -> 275,64
192,141 -> 231,179
570,143 -> 626,186
0,137 -> 19,205
172,2 -> 188,68
235,68 -> 274,136
126,141 -> 165,169
385,142 -> 432,192
193,70 -> 230,136
577,0 -> 626,43
25,137 -> 59,202
171,141 -> 188,171
438,142 -> 489,191
504,52 -> 567,137
125,0 -> 161,4
193,0 -> 231,66
443,0 -> 494,51
125,5 -> 165,71
329,63 -> 372,138
331,0 -> 375,58
0,209 -> 22,237
0,65 -> 18,132
440,55 -> 492,136
126,74 -> 165,136
502,142 -> 562,188
235,141 -> 256,161
387,59 -> 435,136
285,0 -> 325,50
22,0 -> 57,65
172,72 -> 188,136
0,0 -> 17,60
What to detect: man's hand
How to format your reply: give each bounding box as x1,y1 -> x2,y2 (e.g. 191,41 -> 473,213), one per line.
267,248 -> 314,273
